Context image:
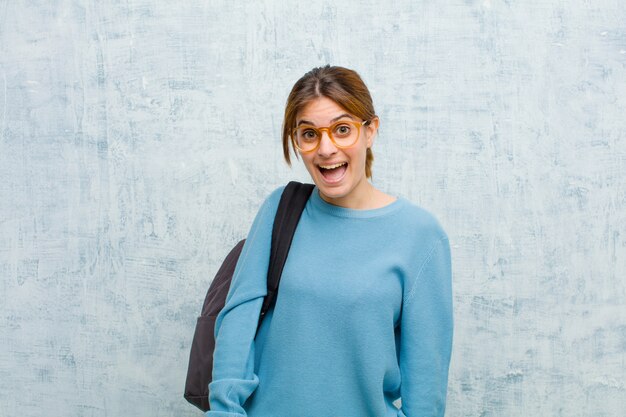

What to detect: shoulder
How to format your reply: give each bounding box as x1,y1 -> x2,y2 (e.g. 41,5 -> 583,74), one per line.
398,201 -> 452,303
398,198 -> 449,244
264,181 -> 314,208
255,184 -> 288,218
265,184 -> 287,207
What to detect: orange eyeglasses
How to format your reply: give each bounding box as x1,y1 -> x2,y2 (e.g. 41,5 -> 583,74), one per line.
291,119 -> 372,153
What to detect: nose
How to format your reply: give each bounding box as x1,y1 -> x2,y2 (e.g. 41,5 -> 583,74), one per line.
317,130 -> 337,157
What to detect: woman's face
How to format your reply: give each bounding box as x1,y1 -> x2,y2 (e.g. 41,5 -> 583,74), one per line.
295,96 -> 379,207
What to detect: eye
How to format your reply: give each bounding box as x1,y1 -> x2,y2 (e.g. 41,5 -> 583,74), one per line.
301,128 -> 318,141
333,123 -> 352,137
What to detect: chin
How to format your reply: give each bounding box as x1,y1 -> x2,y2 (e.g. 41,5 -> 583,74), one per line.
318,187 -> 342,199
315,179 -> 352,200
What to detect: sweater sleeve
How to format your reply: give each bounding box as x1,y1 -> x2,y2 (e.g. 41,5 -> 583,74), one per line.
398,237 -> 453,417
206,186 -> 285,417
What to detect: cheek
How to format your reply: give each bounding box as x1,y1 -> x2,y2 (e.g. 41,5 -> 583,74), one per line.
349,148 -> 367,166
302,156 -> 317,171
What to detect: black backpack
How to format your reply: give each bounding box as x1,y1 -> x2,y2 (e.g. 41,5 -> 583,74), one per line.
184,181 -> 315,411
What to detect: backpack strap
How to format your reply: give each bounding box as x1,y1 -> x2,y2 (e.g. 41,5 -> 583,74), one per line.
257,181 -> 315,333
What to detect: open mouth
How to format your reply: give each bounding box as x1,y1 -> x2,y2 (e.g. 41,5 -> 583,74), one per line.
317,162 -> 348,183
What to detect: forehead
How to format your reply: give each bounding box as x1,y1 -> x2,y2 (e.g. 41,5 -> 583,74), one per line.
296,97 -> 351,123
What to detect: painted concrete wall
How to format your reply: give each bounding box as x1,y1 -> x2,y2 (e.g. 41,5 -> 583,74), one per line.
1,1 -> 624,416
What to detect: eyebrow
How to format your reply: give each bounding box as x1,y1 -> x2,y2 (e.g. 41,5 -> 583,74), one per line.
297,113 -> 355,127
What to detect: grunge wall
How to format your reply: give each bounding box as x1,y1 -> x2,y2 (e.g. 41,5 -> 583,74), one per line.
0,1 -> 624,416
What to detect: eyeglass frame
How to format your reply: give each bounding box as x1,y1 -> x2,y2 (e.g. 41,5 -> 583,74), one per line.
290,118 -> 374,153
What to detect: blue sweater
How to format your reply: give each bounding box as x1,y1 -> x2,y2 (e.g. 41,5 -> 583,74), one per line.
207,185 -> 453,417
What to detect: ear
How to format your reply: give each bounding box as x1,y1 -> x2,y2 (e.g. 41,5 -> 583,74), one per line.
365,116 -> 380,149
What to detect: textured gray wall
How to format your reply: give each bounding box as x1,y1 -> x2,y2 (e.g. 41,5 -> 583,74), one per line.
1,1 -> 625,416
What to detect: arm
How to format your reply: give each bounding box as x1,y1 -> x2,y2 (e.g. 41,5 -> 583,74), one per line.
206,186 -> 285,417
398,237 -> 453,417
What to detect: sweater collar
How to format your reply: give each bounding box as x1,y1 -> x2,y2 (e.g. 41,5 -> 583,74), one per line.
310,185 -> 406,219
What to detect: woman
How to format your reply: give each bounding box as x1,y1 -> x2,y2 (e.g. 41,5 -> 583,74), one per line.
207,65 -> 453,417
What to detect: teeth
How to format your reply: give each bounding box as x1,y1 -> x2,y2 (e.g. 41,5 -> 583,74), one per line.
319,162 -> 347,169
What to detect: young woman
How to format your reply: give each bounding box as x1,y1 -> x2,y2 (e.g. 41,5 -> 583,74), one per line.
207,65 -> 453,417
